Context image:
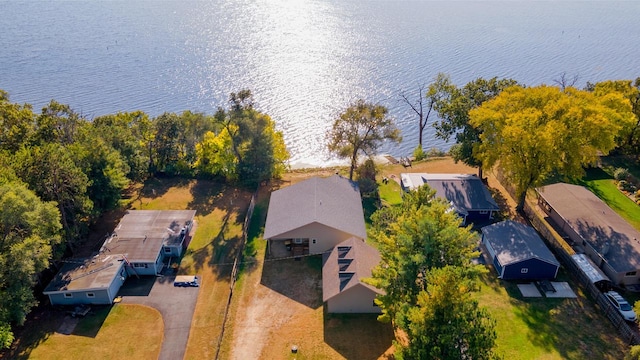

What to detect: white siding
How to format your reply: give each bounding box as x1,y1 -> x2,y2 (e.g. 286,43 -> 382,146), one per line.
272,222 -> 362,254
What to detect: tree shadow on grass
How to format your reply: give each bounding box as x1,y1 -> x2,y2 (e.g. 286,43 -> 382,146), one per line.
1,305 -> 66,360
323,311 -> 394,360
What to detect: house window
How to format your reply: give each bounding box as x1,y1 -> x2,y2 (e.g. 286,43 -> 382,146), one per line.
86,293 -> 95,298
626,271 -> 637,277
312,238 -> 317,244
164,247 -> 171,253
134,263 -> 149,268
479,210 -> 488,215
64,293 -> 73,298
521,268 -> 529,274
293,238 -> 303,244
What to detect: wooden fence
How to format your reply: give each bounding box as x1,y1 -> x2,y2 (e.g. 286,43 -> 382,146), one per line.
215,191 -> 257,360
495,168 -> 640,345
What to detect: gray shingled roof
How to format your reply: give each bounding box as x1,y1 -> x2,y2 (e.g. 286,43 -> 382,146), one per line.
322,237 -> 383,302
101,210 -> 196,262
43,255 -> 124,293
263,175 -> 367,240
482,220 -> 559,267
400,173 -> 499,214
537,183 -> 640,273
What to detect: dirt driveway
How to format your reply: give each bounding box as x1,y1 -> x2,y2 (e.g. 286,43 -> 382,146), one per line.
119,274 -> 199,360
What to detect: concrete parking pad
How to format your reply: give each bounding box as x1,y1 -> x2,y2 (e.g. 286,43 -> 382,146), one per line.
518,283 -> 542,297
120,275 -> 199,360
544,282 -> 577,298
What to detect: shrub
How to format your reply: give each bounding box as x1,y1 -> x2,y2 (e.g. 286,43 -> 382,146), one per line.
412,146 -> 426,161
425,147 -> 446,158
614,167 -> 630,181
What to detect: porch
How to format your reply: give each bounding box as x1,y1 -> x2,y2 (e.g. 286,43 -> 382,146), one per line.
268,238 -> 310,258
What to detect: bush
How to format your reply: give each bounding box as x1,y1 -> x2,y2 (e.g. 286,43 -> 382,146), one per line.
614,167 -> 630,181
413,146 -> 426,161
425,147 -> 446,158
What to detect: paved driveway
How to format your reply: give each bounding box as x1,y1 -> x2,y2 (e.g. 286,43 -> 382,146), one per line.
118,275 -> 199,360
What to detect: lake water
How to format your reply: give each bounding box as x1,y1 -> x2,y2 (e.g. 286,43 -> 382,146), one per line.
1,1 -> 639,167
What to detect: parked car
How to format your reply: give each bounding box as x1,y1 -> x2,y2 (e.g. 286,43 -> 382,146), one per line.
174,275 -> 199,287
604,291 -> 637,321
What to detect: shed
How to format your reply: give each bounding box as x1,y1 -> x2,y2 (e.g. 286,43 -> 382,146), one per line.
482,220 -> 560,280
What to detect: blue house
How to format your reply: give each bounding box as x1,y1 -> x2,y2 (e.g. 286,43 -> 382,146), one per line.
482,220 -> 560,280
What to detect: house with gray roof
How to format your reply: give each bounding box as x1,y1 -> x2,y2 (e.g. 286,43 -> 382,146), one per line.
101,210 -> 196,276
482,220 -> 560,280
322,237 -> 383,313
264,175 -> 367,255
537,182 -> 640,286
400,173 -> 499,225
44,210 -> 196,306
43,255 -> 127,306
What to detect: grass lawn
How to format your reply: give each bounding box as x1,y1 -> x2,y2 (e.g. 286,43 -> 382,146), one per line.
577,167 -> 640,230
130,178 -> 253,360
24,304 -> 162,360
477,272 -> 627,359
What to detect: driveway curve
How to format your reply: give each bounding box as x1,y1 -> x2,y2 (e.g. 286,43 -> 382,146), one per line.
119,275 -> 199,360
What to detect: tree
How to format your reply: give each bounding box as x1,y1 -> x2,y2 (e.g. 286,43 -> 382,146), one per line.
0,90 -> 35,152
91,111 -> 150,181
432,74 -> 518,178
0,178 -> 62,349
367,185 -> 493,359
400,82 -> 437,150
195,127 -> 238,180
394,266 -> 498,360
152,112 -> 187,175
368,185 -> 481,321
33,100 -> 82,145
469,85 -> 636,211
12,143 -> 92,252
199,90 -> 290,186
327,100 -> 401,180
591,79 -> 640,157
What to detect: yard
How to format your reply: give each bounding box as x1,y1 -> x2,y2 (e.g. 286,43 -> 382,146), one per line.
220,181 -> 395,359
577,166 -> 640,230
9,304 -> 163,360
6,157 -> 637,359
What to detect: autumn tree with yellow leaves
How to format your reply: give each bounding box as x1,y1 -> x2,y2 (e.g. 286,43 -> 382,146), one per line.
469,85 -> 636,211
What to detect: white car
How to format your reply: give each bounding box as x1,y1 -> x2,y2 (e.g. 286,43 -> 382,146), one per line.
604,291 -> 637,322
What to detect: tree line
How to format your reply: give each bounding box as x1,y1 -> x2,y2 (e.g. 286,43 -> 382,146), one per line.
326,75 -> 639,358
328,75 -> 640,211
0,89 -> 288,348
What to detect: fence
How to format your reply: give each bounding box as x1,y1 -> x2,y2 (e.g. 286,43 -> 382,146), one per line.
214,191 -> 257,360
494,168 -> 640,344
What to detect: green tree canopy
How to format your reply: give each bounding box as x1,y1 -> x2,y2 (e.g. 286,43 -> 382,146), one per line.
0,90 -> 35,152
0,178 -> 61,349
368,185 -> 481,321
590,79 -> 640,157
326,100 -> 401,180
432,74 -> 518,178
470,85 -> 636,210
198,90 -> 290,186
395,266 -> 498,360
367,185 -> 493,358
